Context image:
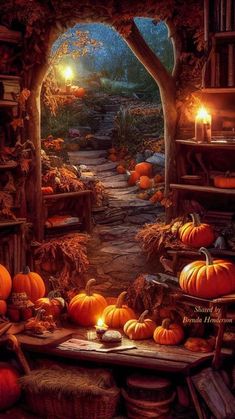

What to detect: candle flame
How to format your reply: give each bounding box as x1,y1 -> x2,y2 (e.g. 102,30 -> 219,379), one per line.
63,66 -> 73,80
97,318 -> 104,327
196,107 -> 210,119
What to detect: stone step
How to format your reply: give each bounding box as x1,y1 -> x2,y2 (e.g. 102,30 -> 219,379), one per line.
68,150 -> 107,159
69,157 -> 107,166
102,180 -> 129,189
107,187 -> 139,195
99,174 -> 128,182
109,199 -> 154,208
95,162 -> 117,172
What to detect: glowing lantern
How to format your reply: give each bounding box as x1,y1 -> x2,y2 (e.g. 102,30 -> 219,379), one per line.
195,107 -> 212,142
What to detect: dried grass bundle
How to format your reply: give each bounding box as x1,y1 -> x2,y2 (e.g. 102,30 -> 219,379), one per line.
35,233 -> 89,289
136,217 -> 187,259
42,167 -> 85,193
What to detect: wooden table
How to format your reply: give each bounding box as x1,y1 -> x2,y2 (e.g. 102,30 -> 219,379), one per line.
16,327 -> 232,375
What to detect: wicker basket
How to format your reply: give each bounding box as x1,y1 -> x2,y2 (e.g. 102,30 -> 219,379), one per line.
20,367 -> 120,419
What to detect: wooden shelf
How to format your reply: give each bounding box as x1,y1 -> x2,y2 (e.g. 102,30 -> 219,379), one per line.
0,25 -> 22,44
0,74 -> 20,80
176,139 -> 235,149
200,88 -> 235,93
214,31 -> 235,39
0,99 -> 18,108
170,183 -> 235,195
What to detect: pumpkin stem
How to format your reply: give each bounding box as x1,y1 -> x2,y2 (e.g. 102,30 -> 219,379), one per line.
116,291 -> 127,308
190,213 -> 201,227
85,279 -> 96,296
22,266 -> 31,275
199,247 -> 213,265
138,310 -> 149,323
162,318 -> 172,329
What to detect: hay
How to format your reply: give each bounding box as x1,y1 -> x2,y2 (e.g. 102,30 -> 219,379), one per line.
20,367 -> 117,398
136,217 -> 187,259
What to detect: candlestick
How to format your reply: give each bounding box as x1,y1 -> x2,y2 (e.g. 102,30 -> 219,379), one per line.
195,107 -> 212,143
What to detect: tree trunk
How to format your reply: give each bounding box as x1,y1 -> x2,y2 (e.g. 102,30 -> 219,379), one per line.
121,21 -> 178,197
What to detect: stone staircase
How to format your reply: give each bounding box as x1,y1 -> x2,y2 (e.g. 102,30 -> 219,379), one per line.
68,148 -> 162,296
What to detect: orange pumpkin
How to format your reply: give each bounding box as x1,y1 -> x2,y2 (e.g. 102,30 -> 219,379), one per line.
214,171 -> 235,188
139,176 -> 153,190
73,86 -> 85,98
153,318 -> 184,345
0,364 -> 21,411
154,174 -> 164,184
109,153 -> 117,162
128,171 -> 140,186
0,300 -> 7,316
35,296 -> 65,318
102,291 -> 136,328
179,247 -> 235,298
116,165 -> 126,174
0,265 -> 12,300
179,213 -> 214,248
12,267 -> 45,303
68,279 -> 107,326
149,190 -> 163,203
135,162 -> 153,177
124,310 -> 156,340
41,186 -> 54,195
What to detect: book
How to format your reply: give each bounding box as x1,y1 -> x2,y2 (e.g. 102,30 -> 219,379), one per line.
227,43 -> 234,86
226,0 -> 232,31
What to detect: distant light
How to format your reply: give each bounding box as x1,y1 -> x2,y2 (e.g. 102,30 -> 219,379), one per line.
63,66 -> 73,81
196,107 -> 210,120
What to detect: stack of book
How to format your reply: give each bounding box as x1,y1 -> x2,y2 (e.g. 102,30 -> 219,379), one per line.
211,0 -> 235,32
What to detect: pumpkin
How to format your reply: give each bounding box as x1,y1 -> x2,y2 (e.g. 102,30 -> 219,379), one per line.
109,153 -> 117,162
139,176 -> 153,190
179,247 -> 235,298
41,186 -> 54,195
0,364 -> 21,411
116,165 -> 126,174
72,86 -> 85,98
12,267 -> 45,303
179,213 -> 214,248
135,162 -> 153,177
35,296 -> 65,318
153,318 -> 184,345
102,291 -> 136,328
184,337 -> 215,353
124,310 -> 156,340
0,300 -> 7,315
128,171 -> 140,186
68,279 -> 107,326
154,174 -> 164,184
149,190 -> 163,203
214,171 -> 235,188
0,264 -> 12,300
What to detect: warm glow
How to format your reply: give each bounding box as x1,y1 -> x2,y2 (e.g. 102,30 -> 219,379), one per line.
196,107 -> 210,120
97,318 -> 104,327
63,66 -> 73,81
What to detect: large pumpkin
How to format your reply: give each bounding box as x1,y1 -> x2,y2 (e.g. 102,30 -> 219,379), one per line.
0,364 -> 21,411
179,247 -> 235,298
179,213 -> 214,248
102,291 -> 136,328
135,162 -> 152,177
0,265 -> 12,300
139,176 -> 152,190
153,318 -> 184,345
0,300 -> 7,316
124,310 -> 156,340
68,279 -> 107,326
12,267 -> 45,303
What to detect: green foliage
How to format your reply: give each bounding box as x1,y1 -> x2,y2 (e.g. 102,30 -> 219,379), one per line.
114,107 -> 140,149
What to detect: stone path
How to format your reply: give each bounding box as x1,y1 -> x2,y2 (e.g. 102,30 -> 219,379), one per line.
68,100 -> 163,296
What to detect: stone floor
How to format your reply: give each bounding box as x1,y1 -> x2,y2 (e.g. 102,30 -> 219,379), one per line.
69,145 -> 163,296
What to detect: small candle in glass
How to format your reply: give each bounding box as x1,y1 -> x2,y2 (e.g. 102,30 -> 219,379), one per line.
95,318 -> 108,340
195,107 -> 212,142
64,66 -> 73,93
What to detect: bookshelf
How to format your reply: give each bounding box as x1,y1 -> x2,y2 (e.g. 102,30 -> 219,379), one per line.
204,0 -> 235,89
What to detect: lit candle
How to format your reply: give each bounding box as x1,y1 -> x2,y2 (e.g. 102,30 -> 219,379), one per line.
195,107 -> 212,143
63,67 -> 73,93
95,318 -> 108,340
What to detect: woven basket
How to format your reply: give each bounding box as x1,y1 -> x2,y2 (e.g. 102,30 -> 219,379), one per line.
20,367 -> 120,419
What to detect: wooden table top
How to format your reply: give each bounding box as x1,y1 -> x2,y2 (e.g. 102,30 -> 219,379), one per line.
17,326 -> 233,375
